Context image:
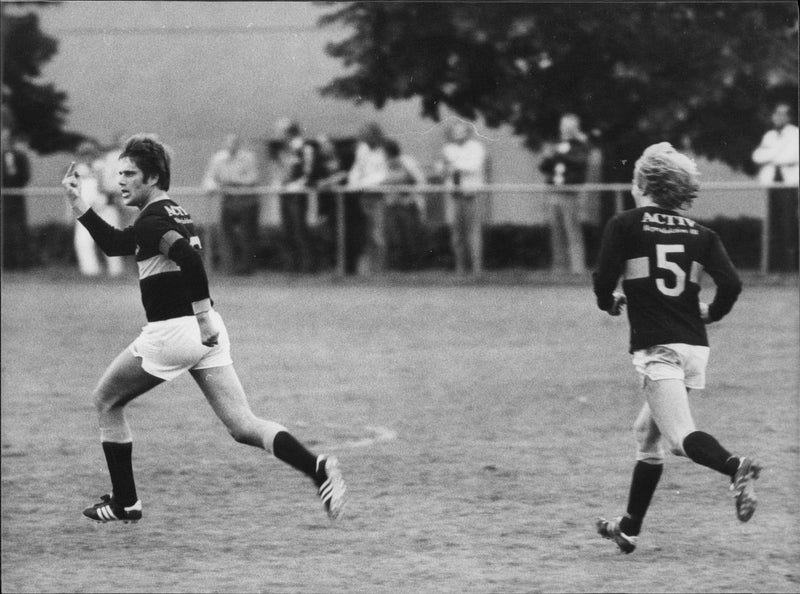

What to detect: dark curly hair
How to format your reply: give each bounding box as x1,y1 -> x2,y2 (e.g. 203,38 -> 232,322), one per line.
120,134 -> 172,190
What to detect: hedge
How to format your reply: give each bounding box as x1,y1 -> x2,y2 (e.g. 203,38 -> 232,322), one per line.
26,216 -> 764,272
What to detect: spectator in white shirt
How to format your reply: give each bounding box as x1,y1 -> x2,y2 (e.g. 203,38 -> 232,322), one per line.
347,122 -> 388,274
440,120 -> 488,276
202,134 -> 261,275
752,102 -> 799,271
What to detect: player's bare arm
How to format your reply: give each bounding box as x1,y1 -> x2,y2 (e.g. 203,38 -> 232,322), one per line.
193,304 -> 221,347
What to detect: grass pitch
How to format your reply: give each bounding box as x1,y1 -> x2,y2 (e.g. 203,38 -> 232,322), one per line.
2,270 -> 798,593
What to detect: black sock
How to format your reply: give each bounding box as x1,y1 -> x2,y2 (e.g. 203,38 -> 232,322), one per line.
620,461 -> 663,536
682,431 -> 736,476
272,431 -> 318,482
101,441 -> 138,506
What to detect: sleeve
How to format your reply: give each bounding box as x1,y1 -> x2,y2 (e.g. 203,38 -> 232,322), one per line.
347,144 -> 367,187
776,128 -> 799,167
538,154 -> 555,175
17,152 -> 31,187
752,131 -> 777,165
77,208 -> 137,256
236,151 -> 259,186
703,233 -> 742,322
400,155 -> 427,185
301,144 -> 316,182
562,142 -> 590,169
201,154 -> 220,192
592,216 -> 626,311
159,229 -> 211,306
454,142 -> 486,175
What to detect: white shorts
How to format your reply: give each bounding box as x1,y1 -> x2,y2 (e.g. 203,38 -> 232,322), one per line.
130,310 -> 233,381
632,343 -> 710,390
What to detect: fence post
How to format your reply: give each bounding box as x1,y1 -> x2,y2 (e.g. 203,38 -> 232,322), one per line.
205,191 -> 216,273
336,189 -> 346,278
760,187 -> 770,275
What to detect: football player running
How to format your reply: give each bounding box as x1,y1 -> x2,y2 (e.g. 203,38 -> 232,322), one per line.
592,142 -> 761,553
61,134 -> 346,524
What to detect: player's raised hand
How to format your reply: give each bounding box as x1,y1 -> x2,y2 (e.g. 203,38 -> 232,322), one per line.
61,161 -> 90,215
61,161 -> 79,196
608,292 -> 627,316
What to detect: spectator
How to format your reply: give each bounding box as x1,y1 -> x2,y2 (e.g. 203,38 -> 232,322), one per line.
752,101 -> 799,272
97,131 -> 132,227
72,141 -> 125,277
347,122 -> 388,275
382,139 -> 427,271
440,120 -> 488,276
1,125 -> 31,270
202,134 -> 261,275
276,120 -> 322,273
315,134 -> 350,271
539,113 -> 590,275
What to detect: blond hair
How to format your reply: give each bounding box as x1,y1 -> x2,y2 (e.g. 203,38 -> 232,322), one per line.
633,142 -> 700,210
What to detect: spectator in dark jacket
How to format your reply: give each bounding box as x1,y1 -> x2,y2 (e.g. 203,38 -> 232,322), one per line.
539,113 -> 590,274
1,125 -> 32,269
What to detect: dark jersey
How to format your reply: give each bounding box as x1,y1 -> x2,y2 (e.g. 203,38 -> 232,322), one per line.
78,197 -> 210,322
593,205 -> 742,352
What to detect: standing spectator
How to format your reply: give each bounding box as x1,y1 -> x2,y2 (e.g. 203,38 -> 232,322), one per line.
752,101 -> 799,272
382,139 -> 427,271
1,125 -> 31,270
202,134 -> 261,275
347,122 -> 388,275
539,113 -> 590,275
580,129 -> 605,268
97,132 -> 131,226
315,134 -> 350,271
72,141 -> 125,277
440,120 -> 488,276
276,120 -> 321,273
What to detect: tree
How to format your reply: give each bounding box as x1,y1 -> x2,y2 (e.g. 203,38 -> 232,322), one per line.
1,2 -> 85,153
318,2 -> 798,180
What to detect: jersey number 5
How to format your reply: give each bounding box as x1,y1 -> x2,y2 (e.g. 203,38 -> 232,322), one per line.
655,244 -> 686,297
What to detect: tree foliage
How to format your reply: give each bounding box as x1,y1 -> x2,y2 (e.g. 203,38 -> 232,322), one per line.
1,2 -> 85,154
318,2 -> 798,179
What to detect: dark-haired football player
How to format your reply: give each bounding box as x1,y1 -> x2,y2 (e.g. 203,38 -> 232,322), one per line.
62,134 -> 346,523
592,142 -> 761,553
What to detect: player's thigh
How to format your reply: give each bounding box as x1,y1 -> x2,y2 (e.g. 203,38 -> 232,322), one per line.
189,364 -> 256,431
94,345 -> 164,406
644,378 -> 696,450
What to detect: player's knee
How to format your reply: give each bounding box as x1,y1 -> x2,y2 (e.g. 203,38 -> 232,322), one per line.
636,453 -> 664,464
227,421 -> 262,448
227,426 -> 254,446
668,444 -> 685,457
667,437 -> 687,457
91,388 -> 116,414
632,418 -> 652,448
